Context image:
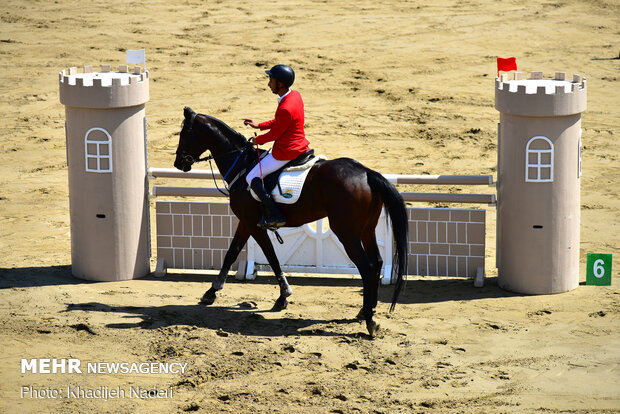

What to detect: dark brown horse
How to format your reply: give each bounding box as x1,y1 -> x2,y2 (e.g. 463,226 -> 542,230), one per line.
174,107 -> 407,336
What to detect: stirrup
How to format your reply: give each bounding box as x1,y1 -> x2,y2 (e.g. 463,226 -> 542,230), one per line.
258,217 -> 286,231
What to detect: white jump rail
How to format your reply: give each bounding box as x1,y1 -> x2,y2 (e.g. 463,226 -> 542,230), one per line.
152,186 -> 495,205
149,168 -> 494,185
149,168 -> 497,205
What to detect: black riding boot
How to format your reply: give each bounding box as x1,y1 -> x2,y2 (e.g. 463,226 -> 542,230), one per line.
250,178 -> 286,230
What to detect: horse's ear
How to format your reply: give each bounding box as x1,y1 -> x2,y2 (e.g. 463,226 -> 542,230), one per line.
184,107 -> 196,120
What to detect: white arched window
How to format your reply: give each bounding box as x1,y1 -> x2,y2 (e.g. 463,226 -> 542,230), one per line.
525,136 -> 553,183
85,127 -> 112,173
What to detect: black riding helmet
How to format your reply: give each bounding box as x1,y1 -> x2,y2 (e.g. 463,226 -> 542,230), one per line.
265,64 -> 295,88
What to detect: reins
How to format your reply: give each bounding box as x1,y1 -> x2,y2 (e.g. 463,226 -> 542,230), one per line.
206,147 -> 248,197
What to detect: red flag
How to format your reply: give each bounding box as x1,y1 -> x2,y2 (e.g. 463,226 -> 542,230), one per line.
497,57 -> 517,77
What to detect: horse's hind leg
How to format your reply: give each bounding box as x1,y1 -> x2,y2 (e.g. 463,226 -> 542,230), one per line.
356,232 -> 383,321
251,229 -> 292,311
336,233 -> 380,337
201,223 -> 250,305
365,234 -> 383,281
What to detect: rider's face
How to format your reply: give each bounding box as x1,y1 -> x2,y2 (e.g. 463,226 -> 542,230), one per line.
268,76 -> 278,94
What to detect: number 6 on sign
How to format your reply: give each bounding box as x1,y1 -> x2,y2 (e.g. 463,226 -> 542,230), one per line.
586,253 -> 612,286
593,259 -> 605,278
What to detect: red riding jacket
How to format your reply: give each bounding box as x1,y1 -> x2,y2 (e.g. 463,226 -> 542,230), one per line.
256,90 -> 310,160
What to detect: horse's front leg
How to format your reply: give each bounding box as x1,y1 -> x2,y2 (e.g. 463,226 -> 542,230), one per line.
252,229 -> 292,311
201,223 -> 250,305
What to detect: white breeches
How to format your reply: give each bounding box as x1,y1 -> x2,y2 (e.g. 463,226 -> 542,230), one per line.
246,153 -> 289,185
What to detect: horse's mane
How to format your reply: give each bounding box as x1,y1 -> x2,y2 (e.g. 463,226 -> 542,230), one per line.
200,114 -> 248,149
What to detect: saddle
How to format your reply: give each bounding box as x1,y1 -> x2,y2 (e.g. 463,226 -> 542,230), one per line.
249,150 -> 325,204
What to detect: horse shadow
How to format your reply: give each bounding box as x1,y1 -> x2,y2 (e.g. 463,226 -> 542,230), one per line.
62,275 -> 522,338
63,301 -> 366,338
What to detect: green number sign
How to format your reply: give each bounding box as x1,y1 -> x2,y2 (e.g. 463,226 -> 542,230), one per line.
586,253 -> 612,286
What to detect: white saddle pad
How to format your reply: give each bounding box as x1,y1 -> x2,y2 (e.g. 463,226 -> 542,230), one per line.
251,155 -> 325,204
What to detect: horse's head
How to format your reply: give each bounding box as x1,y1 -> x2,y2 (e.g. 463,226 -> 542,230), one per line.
174,107 -> 208,172
174,108 -> 253,173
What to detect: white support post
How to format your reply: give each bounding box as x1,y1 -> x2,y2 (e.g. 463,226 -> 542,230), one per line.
381,209 -> 393,285
474,266 -> 485,288
235,260 -> 247,280
316,219 -> 324,273
246,238 -> 256,280
154,257 -> 167,278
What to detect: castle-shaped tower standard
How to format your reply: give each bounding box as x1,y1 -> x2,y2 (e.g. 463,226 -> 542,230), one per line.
495,71 -> 586,294
59,64 -> 150,281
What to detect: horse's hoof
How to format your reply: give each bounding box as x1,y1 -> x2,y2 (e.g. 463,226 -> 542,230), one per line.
366,321 -> 380,338
272,296 -> 288,311
200,288 -> 217,305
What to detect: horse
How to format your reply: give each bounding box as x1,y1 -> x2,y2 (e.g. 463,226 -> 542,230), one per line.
173,107 -> 408,337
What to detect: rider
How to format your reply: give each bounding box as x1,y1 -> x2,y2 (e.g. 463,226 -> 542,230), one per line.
243,64 -> 310,230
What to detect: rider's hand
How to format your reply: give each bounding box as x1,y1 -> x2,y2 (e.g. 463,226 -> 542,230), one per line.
243,118 -> 259,129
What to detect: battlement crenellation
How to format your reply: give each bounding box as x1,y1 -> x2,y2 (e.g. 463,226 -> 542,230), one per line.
496,71 -> 586,95
59,64 -> 149,109
59,65 -> 147,87
495,70 -> 586,117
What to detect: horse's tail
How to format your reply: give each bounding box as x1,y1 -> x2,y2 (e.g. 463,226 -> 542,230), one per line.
366,169 -> 408,312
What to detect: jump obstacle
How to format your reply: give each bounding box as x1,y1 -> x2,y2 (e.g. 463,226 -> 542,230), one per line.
59,62 -> 586,295
150,168 -> 493,285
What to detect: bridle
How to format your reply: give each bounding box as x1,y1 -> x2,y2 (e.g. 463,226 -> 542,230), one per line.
176,112 -> 213,166
177,112 -> 251,196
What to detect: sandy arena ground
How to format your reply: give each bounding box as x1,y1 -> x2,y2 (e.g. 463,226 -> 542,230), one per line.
1,0 -> 619,412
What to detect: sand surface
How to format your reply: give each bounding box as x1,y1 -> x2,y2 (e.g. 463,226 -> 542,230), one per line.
1,0 -> 619,412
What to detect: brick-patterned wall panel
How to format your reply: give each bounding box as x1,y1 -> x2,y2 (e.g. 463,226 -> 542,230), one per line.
407,208 -> 485,277
156,201 -> 246,270
155,201 -> 486,279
